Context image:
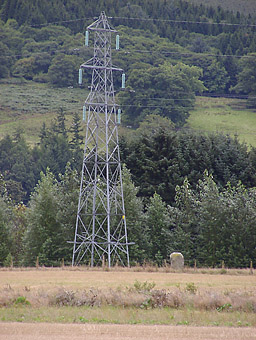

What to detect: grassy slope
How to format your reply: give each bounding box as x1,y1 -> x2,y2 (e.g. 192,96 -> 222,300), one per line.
0,79 -> 88,145
188,96 -> 256,148
185,0 -> 256,16
1,80 -> 256,148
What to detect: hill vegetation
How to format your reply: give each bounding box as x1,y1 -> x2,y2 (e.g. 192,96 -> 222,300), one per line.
186,0 -> 256,16
0,0 -> 256,268
1,0 -> 256,126
1,80 -> 256,147
188,96 -> 256,147
0,78 -> 86,144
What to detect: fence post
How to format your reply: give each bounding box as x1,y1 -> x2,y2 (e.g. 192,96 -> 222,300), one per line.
250,260 -> 253,275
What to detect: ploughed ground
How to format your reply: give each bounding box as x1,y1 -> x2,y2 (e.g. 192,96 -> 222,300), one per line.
0,323 -> 256,340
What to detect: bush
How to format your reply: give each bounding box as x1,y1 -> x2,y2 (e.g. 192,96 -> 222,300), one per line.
14,296 -> 30,306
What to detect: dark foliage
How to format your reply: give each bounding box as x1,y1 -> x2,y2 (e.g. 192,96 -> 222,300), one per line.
120,129 -> 256,205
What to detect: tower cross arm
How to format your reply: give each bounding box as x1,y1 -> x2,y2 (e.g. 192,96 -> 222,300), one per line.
88,27 -> 117,33
80,64 -> 123,72
87,11 -> 116,32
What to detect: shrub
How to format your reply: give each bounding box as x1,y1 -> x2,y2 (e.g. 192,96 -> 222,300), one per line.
133,280 -> 156,293
14,296 -> 30,306
185,282 -> 197,294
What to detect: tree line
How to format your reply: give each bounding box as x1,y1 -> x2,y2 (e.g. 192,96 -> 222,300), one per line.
0,109 -> 83,204
0,114 -> 256,268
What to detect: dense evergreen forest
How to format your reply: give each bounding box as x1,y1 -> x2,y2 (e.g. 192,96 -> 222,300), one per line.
188,0 -> 256,16
0,0 -> 256,267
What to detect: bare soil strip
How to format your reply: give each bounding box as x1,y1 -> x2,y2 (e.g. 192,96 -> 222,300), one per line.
0,322 -> 256,340
1,269 -> 255,291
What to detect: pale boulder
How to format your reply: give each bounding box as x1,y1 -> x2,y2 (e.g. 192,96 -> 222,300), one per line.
170,252 -> 184,270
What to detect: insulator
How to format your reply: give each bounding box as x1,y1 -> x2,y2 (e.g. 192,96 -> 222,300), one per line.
117,109 -> 121,124
85,30 -> 89,46
121,73 -> 125,89
78,68 -> 82,85
83,106 -> 86,121
116,34 -> 120,50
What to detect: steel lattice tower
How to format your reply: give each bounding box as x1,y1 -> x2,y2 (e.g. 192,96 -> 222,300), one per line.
72,12 -> 130,267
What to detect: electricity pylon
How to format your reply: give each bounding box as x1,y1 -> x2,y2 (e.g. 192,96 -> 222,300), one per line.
72,12 -> 130,267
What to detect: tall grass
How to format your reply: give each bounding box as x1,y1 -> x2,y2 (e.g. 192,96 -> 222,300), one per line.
1,277 -> 255,311
1,267 -> 255,326
0,284 -> 255,326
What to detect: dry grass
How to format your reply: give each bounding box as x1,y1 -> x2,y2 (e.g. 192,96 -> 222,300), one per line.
0,268 -> 255,326
0,285 -> 255,314
0,266 -> 254,291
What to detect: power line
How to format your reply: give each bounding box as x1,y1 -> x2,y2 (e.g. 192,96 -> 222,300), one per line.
27,17 -> 97,27
117,49 -> 256,59
0,16 -> 255,102
118,93 -> 253,100
1,44 -> 256,60
108,92 -> 254,106
1,13 -> 255,61
110,16 -> 256,28
117,98 -> 252,107
7,14 -> 256,28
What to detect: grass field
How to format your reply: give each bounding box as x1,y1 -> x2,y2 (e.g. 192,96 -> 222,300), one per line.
0,267 -> 254,290
188,96 -> 256,147
0,79 -> 87,145
0,268 -> 255,327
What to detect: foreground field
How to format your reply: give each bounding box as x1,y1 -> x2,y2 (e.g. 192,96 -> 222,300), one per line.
0,267 -> 255,291
0,268 -> 255,329
1,322 -> 256,340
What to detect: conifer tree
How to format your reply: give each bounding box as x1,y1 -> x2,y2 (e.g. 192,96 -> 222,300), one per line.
144,193 -> 170,264
23,169 -> 62,266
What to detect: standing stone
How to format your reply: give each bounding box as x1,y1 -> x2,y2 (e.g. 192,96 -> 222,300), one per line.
170,252 -> 184,270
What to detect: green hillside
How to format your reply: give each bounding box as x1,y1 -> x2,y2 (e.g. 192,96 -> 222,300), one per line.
188,96 -> 256,147
1,79 -> 256,147
1,0 -> 256,190
1,0 -> 256,130
0,79 -> 87,145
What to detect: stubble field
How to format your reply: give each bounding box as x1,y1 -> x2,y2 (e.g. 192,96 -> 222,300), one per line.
0,267 -> 255,339
0,267 -> 255,290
